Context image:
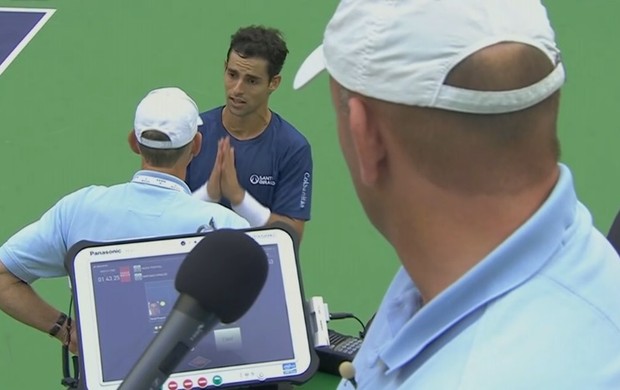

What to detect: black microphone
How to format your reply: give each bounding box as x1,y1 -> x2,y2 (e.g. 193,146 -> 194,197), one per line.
118,229 -> 268,390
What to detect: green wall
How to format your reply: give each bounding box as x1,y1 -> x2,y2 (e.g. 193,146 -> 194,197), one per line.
0,1 -> 618,388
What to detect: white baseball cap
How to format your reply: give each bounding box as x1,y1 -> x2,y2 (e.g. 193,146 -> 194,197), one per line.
294,0 -> 565,114
134,87 -> 203,149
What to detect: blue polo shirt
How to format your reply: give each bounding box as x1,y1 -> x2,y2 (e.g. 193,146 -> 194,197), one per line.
339,164 -> 620,389
186,107 -> 313,220
0,170 -> 249,284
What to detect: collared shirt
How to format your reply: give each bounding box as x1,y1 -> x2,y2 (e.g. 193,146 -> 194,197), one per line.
339,164 -> 620,389
186,107 -> 313,220
0,170 -> 249,283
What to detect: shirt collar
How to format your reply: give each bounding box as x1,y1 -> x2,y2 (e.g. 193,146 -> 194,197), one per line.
381,164 -> 578,371
131,170 -> 191,195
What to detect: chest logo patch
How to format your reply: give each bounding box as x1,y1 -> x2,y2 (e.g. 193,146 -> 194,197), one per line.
249,174 -> 276,186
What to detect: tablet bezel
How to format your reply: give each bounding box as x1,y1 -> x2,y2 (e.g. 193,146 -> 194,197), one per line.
65,224 -> 318,389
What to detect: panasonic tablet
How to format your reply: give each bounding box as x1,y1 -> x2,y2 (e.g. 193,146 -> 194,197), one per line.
65,224 -> 317,389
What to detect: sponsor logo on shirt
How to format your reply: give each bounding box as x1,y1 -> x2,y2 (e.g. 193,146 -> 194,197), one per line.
300,172 -> 310,209
249,174 -> 276,186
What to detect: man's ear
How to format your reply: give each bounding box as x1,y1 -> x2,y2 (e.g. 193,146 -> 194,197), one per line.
268,75 -> 281,93
128,130 -> 141,155
348,97 -> 386,186
191,132 -> 202,157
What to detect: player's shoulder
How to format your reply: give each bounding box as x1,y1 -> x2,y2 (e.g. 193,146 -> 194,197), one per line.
270,111 -> 310,148
199,106 -> 223,121
198,106 -> 225,133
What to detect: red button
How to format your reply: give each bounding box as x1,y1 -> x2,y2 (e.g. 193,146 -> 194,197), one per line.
168,382 -> 178,390
198,377 -> 208,388
183,379 -> 193,389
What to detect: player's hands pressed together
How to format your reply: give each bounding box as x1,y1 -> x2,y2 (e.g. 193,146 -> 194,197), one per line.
208,137 -> 245,205
219,137 -> 245,206
206,138 -> 224,202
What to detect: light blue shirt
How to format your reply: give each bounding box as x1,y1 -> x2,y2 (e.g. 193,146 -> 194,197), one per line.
0,170 -> 249,284
339,164 -> 620,389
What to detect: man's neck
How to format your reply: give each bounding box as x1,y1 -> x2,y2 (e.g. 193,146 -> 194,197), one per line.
222,106 -> 271,140
385,167 -> 559,306
140,163 -> 186,182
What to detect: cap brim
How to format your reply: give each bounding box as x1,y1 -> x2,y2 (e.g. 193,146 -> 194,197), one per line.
293,45 -> 326,90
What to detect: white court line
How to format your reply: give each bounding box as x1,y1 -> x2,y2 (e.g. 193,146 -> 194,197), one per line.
0,7 -> 56,77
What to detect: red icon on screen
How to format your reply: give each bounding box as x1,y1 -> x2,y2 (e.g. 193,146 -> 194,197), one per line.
183,379 -> 193,389
198,377 -> 208,388
120,266 -> 131,282
167,382 -> 178,390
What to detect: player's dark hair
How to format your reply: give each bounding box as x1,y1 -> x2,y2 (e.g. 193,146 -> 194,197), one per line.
227,25 -> 289,80
138,130 -> 192,168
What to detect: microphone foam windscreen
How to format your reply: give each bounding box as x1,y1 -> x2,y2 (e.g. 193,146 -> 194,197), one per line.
175,229 -> 268,323
338,361 -> 355,380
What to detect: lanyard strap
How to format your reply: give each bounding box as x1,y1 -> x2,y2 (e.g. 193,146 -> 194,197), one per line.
132,174 -> 188,193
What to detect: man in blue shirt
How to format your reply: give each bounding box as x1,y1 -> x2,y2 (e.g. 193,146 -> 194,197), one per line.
0,87 -> 248,354
294,0 -> 620,388
187,26 -> 312,239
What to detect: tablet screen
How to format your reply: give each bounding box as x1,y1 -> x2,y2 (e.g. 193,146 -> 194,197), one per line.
69,227 -> 315,389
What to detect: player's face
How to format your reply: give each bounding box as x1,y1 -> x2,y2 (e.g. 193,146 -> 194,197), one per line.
224,51 -> 280,117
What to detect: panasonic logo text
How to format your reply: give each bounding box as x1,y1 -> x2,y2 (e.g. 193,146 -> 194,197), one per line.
90,249 -> 121,256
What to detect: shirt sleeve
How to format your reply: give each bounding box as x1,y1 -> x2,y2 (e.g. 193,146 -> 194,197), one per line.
0,190 -> 83,284
271,143 -> 313,220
